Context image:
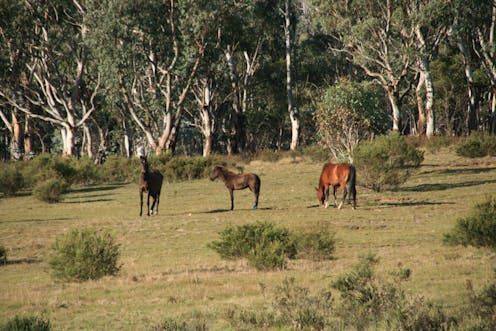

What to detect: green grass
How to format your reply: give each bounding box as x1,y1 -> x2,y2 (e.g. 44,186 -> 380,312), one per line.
0,149 -> 495,330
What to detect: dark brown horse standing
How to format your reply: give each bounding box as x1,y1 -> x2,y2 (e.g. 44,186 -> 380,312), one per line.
139,156 -> 164,216
316,162 -> 356,209
210,165 -> 261,210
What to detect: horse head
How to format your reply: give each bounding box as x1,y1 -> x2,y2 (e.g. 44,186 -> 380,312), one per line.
316,186 -> 325,206
140,156 -> 149,174
209,166 -> 220,181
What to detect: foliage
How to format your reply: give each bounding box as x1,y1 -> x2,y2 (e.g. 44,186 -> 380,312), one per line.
0,163 -> 25,196
353,133 -> 424,192
0,245 -> 6,265
294,224 -> 335,261
456,133 -> 496,158
98,156 -> 138,183
315,79 -> 388,161
444,196 -> 496,248
208,222 -> 297,270
297,144 -> 331,163
274,277 -> 333,330
32,178 -> 69,203
149,318 -> 207,331
49,228 -> 121,281
158,155 -> 229,182
0,315 -> 51,331
461,275 -> 496,331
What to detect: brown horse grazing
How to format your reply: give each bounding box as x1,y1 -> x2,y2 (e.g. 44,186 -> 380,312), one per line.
139,156 -> 164,216
210,165 -> 261,210
316,162 -> 356,209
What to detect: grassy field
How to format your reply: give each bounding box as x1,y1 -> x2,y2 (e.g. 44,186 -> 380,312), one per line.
1,148 -> 495,330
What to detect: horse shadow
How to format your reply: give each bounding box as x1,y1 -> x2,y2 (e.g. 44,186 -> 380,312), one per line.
2,257 -> 41,266
70,184 -> 125,194
204,207 -> 275,214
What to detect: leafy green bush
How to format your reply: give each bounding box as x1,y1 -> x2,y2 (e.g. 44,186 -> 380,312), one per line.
159,155 -> 229,182
0,163 -> 25,196
444,196 -> 496,248
297,145 -> 331,163
460,276 -> 496,331
0,245 -> 6,265
456,133 -> 496,158
353,133 -> 424,191
424,136 -> 456,154
33,178 -> 69,203
294,224 -> 335,261
209,222 -> 297,270
0,315 -> 51,331
98,156 -> 138,183
150,318 -> 207,331
49,228 -> 121,281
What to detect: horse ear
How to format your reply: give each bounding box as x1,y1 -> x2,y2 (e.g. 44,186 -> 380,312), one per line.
315,187 -> 319,191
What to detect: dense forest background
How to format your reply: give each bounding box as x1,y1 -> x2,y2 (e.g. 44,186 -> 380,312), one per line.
0,0 -> 495,161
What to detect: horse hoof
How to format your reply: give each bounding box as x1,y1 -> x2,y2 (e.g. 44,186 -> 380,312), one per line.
252,205 -> 258,210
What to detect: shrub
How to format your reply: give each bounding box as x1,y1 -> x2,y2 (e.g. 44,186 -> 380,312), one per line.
49,228 -> 121,281
71,157 -> 99,185
456,133 -> 496,158
0,315 -> 51,331
0,245 -> 6,265
209,222 -> 297,270
298,145 -> 331,163
443,196 -> 496,248
159,155 -> 228,182
98,156 -> 138,183
0,163 -> 25,196
460,277 -> 496,330
353,133 -> 424,191
294,224 -> 335,261
274,277 -> 333,330
150,318 -> 207,331
33,178 -> 69,203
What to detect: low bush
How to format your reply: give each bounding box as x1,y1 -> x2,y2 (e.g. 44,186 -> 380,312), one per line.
49,228 -> 121,281
294,224 -> 335,261
0,163 -> 25,196
158,155 -> 229,182
0,245 -> 6,264
456,133 -> 496,158
353,133 -> 424,192
98,156 -> 138,183
150,318 -> 207,331
0,315 -> 51,331
443,196 -> 496,248
461,276 -> 496,330
32,177 -> 69,203
209,222 -> 297,270
297,145 -> 331,163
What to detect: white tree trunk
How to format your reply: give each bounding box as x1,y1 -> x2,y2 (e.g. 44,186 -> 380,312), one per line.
284,0 -> 299,151
387,91 -> 401,132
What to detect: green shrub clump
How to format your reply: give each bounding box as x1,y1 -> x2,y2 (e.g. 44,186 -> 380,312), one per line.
33,178 -> 69,203
0,315 -> 51,331
209,222 -> 297,270
294,225 -> 335,261
150,318 -> 207,331
0,163 -> 25,196
49,228 -> 121,281
353,132 -> 424,191
456,133 -> 496,158
444,196 -> 496,248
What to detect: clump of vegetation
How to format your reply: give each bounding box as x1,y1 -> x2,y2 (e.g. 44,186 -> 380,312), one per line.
353,132 -> 424,191
98,155 -> 138,183
315,79 -> 389,161
0,314 -> 51,331
150,318 -> 207,331
158,155 -> 231,182
456,133 -> 496,158
296,145 -> 331,163
32,177 -> 69,203
49,228 -> 121,281
0,163 -> 25,196
0,245 -> 7,265
444,196 -> 496,248
423,136 -> 457,153
209,222 -> 336,270
209,222 -> 297,270
461,275 -> 496,330
294,224 -> 335,261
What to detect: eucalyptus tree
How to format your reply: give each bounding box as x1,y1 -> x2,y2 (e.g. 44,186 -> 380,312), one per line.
1,0 -> 102,157
311,0 -> 416,132
408,0 -> 451,137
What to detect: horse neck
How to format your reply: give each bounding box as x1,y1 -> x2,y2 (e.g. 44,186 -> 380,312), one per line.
217,168 -> 232,182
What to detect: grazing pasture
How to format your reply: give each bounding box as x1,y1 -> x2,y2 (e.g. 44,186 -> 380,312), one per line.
0,149 -> 495,330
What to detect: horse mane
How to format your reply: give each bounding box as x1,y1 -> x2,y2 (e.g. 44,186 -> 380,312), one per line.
215,165 -> 235,181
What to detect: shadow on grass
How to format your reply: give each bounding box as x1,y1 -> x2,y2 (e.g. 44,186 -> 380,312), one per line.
400,179 -> 496,192
203,207 -> 275,213
0,217 -> 72,224
375,200 -> 455,207
69,183 -> 126,194
2,257 -> 41,266
420,166 -> 496,177
63,198 -> 113,204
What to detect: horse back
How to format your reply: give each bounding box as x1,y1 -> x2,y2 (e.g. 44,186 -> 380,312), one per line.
320,162 -> 352,186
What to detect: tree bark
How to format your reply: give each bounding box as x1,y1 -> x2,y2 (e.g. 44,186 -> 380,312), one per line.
284,0 -> 299,151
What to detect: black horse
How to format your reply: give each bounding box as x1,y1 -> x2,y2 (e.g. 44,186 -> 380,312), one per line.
139,156 -> 163,216
210,165 -> 261,210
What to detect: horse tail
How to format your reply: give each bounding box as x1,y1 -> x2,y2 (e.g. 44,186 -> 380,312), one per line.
348,165 -> 357,207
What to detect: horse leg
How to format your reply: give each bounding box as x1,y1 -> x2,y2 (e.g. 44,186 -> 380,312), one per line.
229,189 -> 234,210
150,193 -> 157,215
324,185 -> 330,208
139,191 -> 143,216
147,192 -> 151,216
333,185 -> 338,207
338,182 -> 347,210
155,193 -> 160,215
251,185 -> 259,210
